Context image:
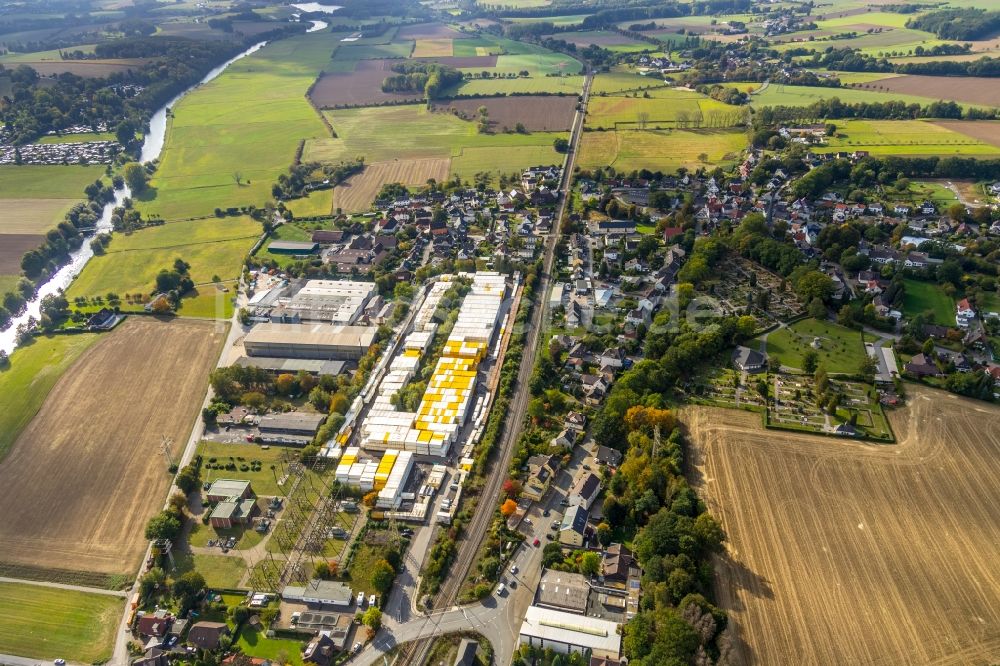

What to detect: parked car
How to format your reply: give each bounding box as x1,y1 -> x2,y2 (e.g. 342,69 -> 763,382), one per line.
510,564 -> 518,574
495,583 -> 506,596
533,538 -> 541,547
352,643 -> 362,654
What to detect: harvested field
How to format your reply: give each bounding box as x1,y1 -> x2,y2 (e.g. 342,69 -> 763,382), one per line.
0,233 -> 42,273
397,22 -> 468,40
933,120 -> 1000,149
17,59 -> 146,77
432,95 -> 576,131
416,54 -> 497,68
332,158 -> 450,212
309,59 -> 424,107
0,199 -> 76,234
686,388 -> 1000,665
874,75 -> 1000,109
412,38 -> 453,58
0,318 -> 226,576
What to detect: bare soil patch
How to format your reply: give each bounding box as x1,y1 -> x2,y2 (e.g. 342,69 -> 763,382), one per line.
878,75 -> 1000,109
332,158 -> 450,213
433,95 -> 576,131
397,23 -> 469,40
933,119 -> 1000,148
309,59 -> 424,108
685,387 -> 1000,665
0,233 -> 42,273
0,318 -> 226,576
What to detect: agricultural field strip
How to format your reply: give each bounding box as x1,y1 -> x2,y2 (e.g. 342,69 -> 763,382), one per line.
686,392 -> 1000,664
0,318 -> 226,576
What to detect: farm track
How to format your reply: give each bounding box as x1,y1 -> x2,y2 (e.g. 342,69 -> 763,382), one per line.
400,69 -> 594,666
684,386 -> 1000,665
0,318 -> 226,576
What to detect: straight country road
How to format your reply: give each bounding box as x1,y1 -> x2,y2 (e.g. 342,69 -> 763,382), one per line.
0,577 -> 126,598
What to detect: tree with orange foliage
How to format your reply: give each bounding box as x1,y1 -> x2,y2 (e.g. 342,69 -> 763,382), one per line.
363,490 -> 379,507
624,405 -> 676,433
500,499 -> 517,517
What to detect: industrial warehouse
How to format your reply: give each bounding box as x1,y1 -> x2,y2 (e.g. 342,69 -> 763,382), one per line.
359,272 -> 508,457
321,272 -> 517,519
242,323 -> 378,361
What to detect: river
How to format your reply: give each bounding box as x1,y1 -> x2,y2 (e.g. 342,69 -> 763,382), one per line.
0,39 -> 271,355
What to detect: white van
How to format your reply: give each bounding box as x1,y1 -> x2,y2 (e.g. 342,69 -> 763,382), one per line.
495,582 -> 506,597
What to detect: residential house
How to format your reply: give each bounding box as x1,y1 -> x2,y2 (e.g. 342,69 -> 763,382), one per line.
905,353 -> 941,377
552,428 -> 578,450
136,610 -> 172,639
565,411 -> 587,433
523,454 -> 557,502
602,543 -> 635,584
956,298 -> 976,329
559,504 -> 589,547
592,444 -> 622,468
568,472 -> 602,510
303,632 -> 337,666
187,622 -> 230,650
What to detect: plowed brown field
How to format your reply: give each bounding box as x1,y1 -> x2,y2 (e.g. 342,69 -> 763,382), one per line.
332,158 -> 450,212
0,318 -> 226,575
877,76 -> 1000,110
685,387 -> 1000,665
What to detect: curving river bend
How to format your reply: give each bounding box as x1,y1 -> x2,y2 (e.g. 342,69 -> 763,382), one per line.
0,16 -> 333,354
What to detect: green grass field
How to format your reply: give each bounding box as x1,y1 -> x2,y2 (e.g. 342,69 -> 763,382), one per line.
738,82 -> 993,111
138,30 -> 341,220
0,333 -> 98,462
0,275 -> 20,294
447,75 -> 584,96
764,318 -> 867,374
285,189 -> 333,218
238,625 -> 306,665
304,104 -> 567,179
67,216 -> 259,302
591,69 -> 669,94
578,128 -> 747,172
0,165 -> 103,199
509,14 -> 588,26
36,131 -> 117,144
174,550 -> 246,589
177,281 -> 237,319
0,582 -> 123,663
815,119 -> 1000,157
586,88 -> 743,129
196,440 -> 315,497
902,278 -> 956,326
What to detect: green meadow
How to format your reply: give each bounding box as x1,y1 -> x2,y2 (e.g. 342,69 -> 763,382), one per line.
138,30 -> 343,220
736,82 -> 987,110
0,165 -> 103,199
814,119 -> 1000,157
902,279 -> 956,326
0,333 -> 99,462
585,88 -> 743,129
0,582 -> 122,663
448,75 -> 584,95
67,216 -> 259,301
765,318 -> 867,374
578,128 -> 747,173
304,104 -> 567,179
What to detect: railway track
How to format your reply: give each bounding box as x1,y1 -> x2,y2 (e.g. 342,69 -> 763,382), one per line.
400,69 -> 594,666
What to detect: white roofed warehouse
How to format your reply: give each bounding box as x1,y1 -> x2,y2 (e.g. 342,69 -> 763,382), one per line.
243,323 -> 378,360
518,605 -> 621,660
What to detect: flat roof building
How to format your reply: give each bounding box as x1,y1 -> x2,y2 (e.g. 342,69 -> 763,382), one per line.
282,580 -> 354,608
205,479 -> 254,504
258,412 -> 327,435
234,356 -> 346,376
537,570 -> 590,614
244,323 -> 378,360
518,605 -> 621,660
268,240 -> 318,255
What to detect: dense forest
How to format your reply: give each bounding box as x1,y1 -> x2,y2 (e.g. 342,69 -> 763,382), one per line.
381,62 -> 463,98
906,8 -> 1000,41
